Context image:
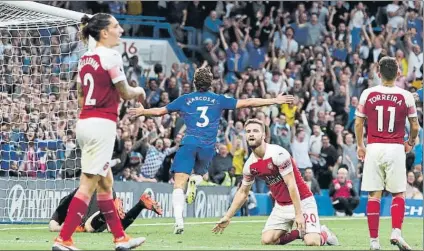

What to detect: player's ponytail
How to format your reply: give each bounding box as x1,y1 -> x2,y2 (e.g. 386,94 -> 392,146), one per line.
80,15 -> 91,45
80,13 -> 112,44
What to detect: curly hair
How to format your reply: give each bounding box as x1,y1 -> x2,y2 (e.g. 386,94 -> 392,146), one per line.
193,67 -> 213,92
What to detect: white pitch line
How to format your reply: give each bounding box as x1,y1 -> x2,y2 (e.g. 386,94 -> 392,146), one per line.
0,226 -> 46,231
131,216 -> 393,227
0,216 -> 394,231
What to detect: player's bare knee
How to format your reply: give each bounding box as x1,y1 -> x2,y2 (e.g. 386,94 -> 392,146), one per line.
48,220 -> 61,232
98,178 -> 113,193
98,170 -> 114,191
174,173 -> 189,190
260,231 -> 280,245
79,173 -> 100,195
261,236 -> 277,245
304,233 -> 321,246
79,183 -> 97,196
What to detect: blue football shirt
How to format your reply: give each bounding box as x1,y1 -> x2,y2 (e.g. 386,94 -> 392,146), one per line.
166,92 -> 237,146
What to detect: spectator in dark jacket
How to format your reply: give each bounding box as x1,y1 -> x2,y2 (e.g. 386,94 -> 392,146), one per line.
112,138 -> 132,176
209,144 -> 233,185
303,167 -> 321,195
329,167 -> 359,216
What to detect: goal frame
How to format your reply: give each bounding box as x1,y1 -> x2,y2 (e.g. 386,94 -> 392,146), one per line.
3,1 -> 89,22
0,1 -> 93,225
1,1 -> 96,48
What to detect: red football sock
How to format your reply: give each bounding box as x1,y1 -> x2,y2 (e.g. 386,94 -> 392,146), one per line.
320,230 -> 328,246
391,196 -> 405,230
97,192 -> 125,239
279,230 -> 300,245
59,191 -> 90,241
367,198 -> 381,239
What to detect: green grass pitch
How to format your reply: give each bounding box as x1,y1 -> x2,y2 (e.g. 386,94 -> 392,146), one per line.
0,216 -> 422,250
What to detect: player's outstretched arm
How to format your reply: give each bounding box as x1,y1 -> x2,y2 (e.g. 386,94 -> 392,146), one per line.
129,95 -> 182,117
128,106 -> 169,117
212,184 -> 251,234
115,81 -> 146,101
236,93 -> 294,109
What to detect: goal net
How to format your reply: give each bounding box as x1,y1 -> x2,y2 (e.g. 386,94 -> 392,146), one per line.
0,1 -> 89,224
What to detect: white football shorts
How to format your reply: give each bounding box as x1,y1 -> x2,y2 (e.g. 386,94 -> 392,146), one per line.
75,117 -> 116,177
263,196 -> 321,234
361,143 -> 406,193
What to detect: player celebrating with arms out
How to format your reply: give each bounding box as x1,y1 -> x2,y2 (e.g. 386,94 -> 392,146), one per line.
355,56 -> 419,251
212,119 -> 338,247
53,13 -> 146,251
128,67 -> 293,234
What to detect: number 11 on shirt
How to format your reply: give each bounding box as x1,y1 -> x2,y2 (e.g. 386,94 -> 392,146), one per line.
375,105 -> 396,133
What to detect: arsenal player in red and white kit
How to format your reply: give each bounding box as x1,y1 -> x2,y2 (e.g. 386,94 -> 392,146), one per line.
355,57 -> 419,251
53,13 -> 145,251
213,119 -> 338,247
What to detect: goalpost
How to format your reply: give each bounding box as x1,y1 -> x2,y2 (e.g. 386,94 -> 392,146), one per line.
0,1 -> 92,224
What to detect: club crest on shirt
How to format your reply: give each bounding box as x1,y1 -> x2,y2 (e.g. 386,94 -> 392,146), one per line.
250,168 -> 258,175
267,162 -> 274,170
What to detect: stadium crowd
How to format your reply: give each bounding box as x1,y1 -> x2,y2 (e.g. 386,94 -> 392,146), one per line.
0,1 -> 423,206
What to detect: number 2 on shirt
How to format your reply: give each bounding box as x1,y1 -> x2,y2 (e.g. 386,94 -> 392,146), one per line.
83,73 -> 97,106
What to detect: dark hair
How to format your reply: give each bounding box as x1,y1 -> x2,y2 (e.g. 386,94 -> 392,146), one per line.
286,26 -> 295,34
193,67 -> 213,92
378,56 -> 398,81
80,13 -> 113,44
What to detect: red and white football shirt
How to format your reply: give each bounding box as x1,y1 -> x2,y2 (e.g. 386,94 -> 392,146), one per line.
356,85 -> 417,145
242,144 -> 313,206
77,46 -> 127,122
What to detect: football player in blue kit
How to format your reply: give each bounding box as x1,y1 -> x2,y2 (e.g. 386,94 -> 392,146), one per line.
128,67 -> 293,234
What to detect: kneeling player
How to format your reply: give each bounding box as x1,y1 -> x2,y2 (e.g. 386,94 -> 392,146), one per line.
49,188 -> 162,233
213,119 -> 338,246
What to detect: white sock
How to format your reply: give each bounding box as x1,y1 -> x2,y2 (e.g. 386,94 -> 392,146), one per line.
172,188 -> 185,226
191,174 -> 203,186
